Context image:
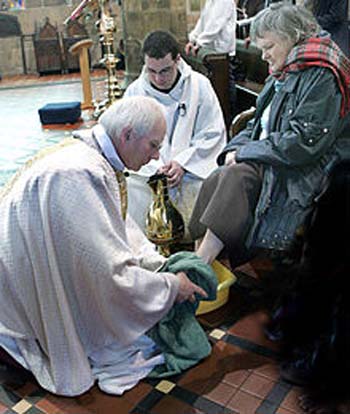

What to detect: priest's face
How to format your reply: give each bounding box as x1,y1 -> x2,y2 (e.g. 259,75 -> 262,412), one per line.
145,53 -> 180,90
120,118 -> 166,171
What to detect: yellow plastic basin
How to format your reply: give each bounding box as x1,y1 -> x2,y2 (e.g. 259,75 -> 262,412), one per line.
196,260 -> 236,315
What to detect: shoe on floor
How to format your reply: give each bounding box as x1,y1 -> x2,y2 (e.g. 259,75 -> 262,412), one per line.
280,359 -> 315,387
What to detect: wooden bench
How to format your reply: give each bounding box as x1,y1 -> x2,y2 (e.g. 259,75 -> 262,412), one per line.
235,39 -> 268,112
184,48 -> 231,131
184,40 -> 268,131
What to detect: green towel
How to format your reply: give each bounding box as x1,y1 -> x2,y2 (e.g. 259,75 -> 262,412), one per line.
148,251 -> 218,378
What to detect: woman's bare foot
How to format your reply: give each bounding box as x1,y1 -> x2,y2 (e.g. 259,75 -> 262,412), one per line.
195,229 -> 224,265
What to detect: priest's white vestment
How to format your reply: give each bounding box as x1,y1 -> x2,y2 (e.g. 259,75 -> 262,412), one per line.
0,136 -> 179,396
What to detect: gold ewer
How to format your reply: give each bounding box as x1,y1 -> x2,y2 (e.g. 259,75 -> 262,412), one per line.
146,173 -> 184,257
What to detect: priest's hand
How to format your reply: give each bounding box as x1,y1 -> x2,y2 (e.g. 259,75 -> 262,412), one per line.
158,161 -> 185,188
175,271 -> 208,304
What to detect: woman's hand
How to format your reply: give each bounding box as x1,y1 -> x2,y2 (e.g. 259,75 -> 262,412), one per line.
175,271 -> 208,303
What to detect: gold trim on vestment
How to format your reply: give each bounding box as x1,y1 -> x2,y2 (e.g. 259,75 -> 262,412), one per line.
0,137 -> 128,221
115,171 -> 128,221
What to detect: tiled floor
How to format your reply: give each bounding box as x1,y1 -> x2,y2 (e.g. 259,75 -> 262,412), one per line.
0,72 -> 307,414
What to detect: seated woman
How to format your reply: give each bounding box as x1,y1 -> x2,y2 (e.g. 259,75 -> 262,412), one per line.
266,160 -> 350,414
189,2 -> 350,269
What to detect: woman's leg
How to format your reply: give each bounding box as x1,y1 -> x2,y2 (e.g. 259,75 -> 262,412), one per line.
189,162 -> 263,266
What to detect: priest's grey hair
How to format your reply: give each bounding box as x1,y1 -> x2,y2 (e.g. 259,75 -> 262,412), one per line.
250,2 -> 320,45
99,96 -> 165,143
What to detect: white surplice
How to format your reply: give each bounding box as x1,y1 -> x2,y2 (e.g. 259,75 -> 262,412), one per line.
189,0 -> 237,55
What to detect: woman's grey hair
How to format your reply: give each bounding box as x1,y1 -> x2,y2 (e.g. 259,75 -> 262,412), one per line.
250,2 -> 320,45
99,96 -> 165,143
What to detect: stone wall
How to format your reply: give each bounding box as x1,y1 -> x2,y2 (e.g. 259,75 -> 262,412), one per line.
0,0 -> 200,77
0,36 -> 24,75
121,0 -> 188,84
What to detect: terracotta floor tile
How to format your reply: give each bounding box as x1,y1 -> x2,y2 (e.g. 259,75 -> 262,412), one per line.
253,362 -> 280,381
227,389 -> 262,414
220,349 -> 274,380
281,388 -> 304,413
36,395 -> 91,414
152,394 -> 200,414
37,389 -> 125,414
203,381 -> 237,406
223,369 -> 250,388
35,398 -> 64,414
276,408 -> 298,414
123,381 -> 153,405
240,372 -> 275,399
178,341 -> 238,394
228,311 -> 280,350
76,387 -> 134,414
177,360 -> 212,394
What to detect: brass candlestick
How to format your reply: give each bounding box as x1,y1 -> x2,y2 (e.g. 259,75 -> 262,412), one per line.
93,4 -> 122,118
64,0 -> 122,119
146,173 -> 185,257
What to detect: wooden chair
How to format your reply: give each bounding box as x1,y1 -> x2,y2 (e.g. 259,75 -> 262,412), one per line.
62,20 -> 89,73
33,17 -> 63,75
230,106 -> 256,138
184,48 -> 231,131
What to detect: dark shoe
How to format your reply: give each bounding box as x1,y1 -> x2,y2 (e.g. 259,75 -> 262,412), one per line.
280,359 -> 315,387
0,360 -> 34,385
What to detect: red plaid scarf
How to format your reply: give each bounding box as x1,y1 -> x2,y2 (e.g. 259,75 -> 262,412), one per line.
278,37 -> 350,117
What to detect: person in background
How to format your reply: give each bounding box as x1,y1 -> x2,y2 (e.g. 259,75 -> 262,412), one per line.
236,0 -> 296,21
185,0 -> 237,124
237,0 -> 265,19
124,30 -> 226,237
266,161 -> 350,414
0,96 -> 208,396
189,2 -> 350,269
304,0 -> 349,57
